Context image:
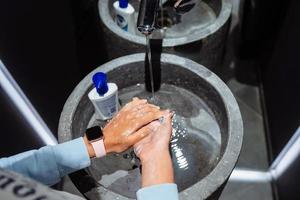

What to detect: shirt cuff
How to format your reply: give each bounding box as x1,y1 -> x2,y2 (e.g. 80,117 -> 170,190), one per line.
52,137 -> 91,177
137,183 -> 179,200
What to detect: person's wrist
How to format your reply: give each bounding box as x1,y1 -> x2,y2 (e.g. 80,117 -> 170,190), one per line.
83,135 -> 96,158
102,129 -> 114,154
140,149 -> 174,187
140,148 -> 170,164
103,138 -> 113,154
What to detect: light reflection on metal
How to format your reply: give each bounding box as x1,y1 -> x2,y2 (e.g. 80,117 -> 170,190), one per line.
229,168 -> 271,183
0,60 -> 57,145
228,127 -> 300,184
270,126 -> 300,179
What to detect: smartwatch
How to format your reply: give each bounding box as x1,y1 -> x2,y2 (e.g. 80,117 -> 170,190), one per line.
86,126 -> 106,158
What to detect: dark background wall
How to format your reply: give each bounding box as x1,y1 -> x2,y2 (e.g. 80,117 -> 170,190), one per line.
260,1 -> 300,199
260,0 -> 300,158
0,87 -> 45,157
0,0 -> 107,156
237,0 -> 300,199
236,0 -> 299,159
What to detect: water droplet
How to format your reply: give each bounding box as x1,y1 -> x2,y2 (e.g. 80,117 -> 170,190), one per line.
123,154 -> 130,159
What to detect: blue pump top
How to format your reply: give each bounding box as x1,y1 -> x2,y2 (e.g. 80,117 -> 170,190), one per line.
119,0 -> 128,8
92,72 -> 108,96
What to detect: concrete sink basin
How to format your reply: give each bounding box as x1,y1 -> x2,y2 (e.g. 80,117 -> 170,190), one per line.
58,53 -> 243,200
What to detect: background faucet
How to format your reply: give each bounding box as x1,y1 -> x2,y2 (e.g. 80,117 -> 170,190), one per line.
137,0 -> 160,35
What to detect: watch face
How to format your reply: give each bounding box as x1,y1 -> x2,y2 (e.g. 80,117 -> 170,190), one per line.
86,126 -> 103,141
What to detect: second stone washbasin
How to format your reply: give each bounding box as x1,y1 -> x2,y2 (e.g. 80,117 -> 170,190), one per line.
98,0 -> 232,69
58,53 -> 243,200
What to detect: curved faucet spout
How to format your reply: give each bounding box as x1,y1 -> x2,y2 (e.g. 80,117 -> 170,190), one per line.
137,0 -> 160,35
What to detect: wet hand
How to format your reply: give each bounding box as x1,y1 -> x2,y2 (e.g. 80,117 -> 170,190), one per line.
103,97 -> 165,153
133,110 -> 175,187
134,110 -> 173,163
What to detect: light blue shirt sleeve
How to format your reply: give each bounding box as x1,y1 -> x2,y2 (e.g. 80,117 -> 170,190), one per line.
0,137 -> 178,200
0,137 -> 90,186
137,183 -> 179,200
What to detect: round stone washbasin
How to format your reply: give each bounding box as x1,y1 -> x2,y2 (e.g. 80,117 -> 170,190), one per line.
58,53 -> 243,200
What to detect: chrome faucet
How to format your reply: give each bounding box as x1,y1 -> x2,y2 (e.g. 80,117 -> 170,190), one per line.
137,0 -> 160,35
137,0 -> 196,35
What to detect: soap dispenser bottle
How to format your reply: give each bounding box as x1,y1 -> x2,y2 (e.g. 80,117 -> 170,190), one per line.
88,72 -> 119,120
113,0 -> 135,33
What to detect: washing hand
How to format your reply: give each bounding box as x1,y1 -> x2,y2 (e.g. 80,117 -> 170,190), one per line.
102,97 -> 165,153
134,110 -> 175,187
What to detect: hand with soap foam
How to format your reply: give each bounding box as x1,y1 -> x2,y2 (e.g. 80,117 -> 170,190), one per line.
102,97 -> 165,153
134,110 -> 175,187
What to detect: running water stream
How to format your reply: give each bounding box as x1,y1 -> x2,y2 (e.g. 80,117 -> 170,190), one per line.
144,0 -> 166,101
145,35 -> 155,100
